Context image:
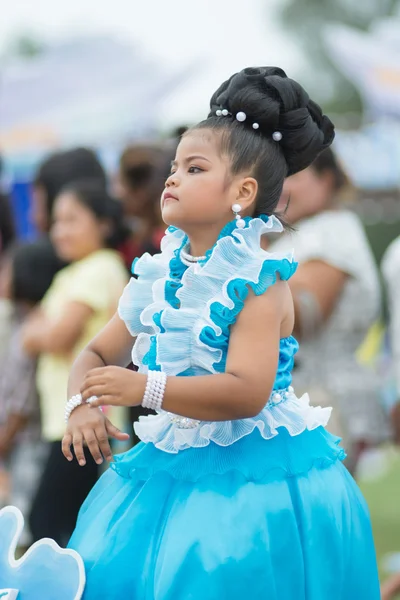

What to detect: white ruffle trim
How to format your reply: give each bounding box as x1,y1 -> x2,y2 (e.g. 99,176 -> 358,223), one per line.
123,217 -> 296,375
134,391 -> 332,454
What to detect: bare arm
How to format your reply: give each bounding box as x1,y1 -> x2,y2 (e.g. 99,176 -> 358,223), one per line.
62,313 -> 134,466
67,311 -> 134,397
160,282 -> 293,420
289,260 -> 348,339
81,281 -> 294,422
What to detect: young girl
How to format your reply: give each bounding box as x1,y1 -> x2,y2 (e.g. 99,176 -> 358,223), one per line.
63,67 -> 380,598
22,180 -> 128,546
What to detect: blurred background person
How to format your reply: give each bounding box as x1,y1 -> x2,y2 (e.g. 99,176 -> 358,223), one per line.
0,239 -> 63,547
22,180 -> 128,546
0,173 -> 17,362
115,142 -> 177,269
32,147 -> 107,235
382,236 -> 400,444
270,148 -> 389,473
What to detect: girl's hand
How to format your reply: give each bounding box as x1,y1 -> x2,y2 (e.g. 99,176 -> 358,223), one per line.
62,403 -> 130,466
80,366 -> 146,409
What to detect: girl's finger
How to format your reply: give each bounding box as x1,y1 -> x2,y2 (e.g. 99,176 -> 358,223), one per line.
84,367 -> 109,383
95,426 -> 114,462
83,429 -> 103,465
81,385 -> 107,402
62,433 -> 73,461
88,394 -> 114,407
73,433 -> 86,466
106,419 -> 130,442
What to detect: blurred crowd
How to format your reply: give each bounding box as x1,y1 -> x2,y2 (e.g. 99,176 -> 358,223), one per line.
0,138 -> 400,578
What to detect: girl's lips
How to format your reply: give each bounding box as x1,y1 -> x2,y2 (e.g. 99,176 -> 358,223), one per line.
163,192 -> 178,201
162,192 -> 179,207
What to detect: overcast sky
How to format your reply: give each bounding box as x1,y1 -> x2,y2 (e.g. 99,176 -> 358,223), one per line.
0,0 -> 303,126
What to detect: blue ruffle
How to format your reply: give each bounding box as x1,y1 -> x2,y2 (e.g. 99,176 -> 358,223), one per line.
111,426 -> 346,483
199,257 -> 297,373
121,216 -> 298,381
143,235 -> 188,371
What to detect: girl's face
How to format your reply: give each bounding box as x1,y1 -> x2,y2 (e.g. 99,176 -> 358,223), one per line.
51,192 -> 106,262
161,131 -> 251,234
276,166 -> 335,225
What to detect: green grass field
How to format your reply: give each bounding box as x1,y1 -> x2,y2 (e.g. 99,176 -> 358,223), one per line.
359,448 -> 400,595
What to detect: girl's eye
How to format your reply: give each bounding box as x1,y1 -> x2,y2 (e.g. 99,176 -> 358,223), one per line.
188,166 -> 203,174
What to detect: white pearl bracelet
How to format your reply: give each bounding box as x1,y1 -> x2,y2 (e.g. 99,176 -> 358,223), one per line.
65,393 -> 84,423
65,394 -> 99,422
142,370 -> 167,412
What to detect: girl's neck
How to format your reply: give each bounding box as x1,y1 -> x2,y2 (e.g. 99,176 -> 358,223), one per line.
185,224 -> 224,258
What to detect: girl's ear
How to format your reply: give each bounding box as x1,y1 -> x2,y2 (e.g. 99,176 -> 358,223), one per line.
234,177 -> 258,213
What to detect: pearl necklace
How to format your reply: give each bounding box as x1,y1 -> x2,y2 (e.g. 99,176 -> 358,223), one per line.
180,245 -> 207,267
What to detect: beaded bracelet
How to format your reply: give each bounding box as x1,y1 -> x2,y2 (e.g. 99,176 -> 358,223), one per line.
64,394 -> 84,423
142,370 -> 167,412
64,394 -> 99,423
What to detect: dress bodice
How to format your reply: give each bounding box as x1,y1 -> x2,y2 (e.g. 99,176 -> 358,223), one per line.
118,216 -> 331,453
119,216 -> 297,380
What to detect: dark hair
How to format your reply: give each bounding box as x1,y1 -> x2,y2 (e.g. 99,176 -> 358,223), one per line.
0,193 -> 16,253
311,147 -> 347,192
119,144 -> 168,195
60,179 -> 129,249
191,66 -> 334,219
34,147 -> 107,219
12,238 -> 64,304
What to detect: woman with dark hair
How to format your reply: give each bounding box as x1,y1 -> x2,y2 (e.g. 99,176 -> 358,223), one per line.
22,180 -> 128,546
270,148 -> 388,472
56,67 -> 379,597
32,147 -> 107,234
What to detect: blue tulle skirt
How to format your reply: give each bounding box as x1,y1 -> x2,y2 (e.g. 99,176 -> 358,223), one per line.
68,427 -> 380,599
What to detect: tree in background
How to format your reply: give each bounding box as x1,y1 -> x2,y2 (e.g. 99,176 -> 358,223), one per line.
278,0 -> 399,120
2,33 -> 45,60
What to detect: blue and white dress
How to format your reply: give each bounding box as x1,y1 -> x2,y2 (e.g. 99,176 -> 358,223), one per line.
68,216 -> 380,599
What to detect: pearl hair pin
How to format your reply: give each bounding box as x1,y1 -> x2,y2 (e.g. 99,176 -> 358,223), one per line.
216,108 -> 230,117
215,107 -> 280,140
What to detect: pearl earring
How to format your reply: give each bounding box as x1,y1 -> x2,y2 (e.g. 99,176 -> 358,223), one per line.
232,203 -> 245,229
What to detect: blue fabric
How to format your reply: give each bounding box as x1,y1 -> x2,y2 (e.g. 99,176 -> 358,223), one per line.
70,215 -> 380,598
123,216 -> 299,377
0,507 -> 84,598
68,428 -> 380,599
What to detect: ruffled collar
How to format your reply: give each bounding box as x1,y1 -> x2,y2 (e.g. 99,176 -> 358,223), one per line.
164,214 -> 283,272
